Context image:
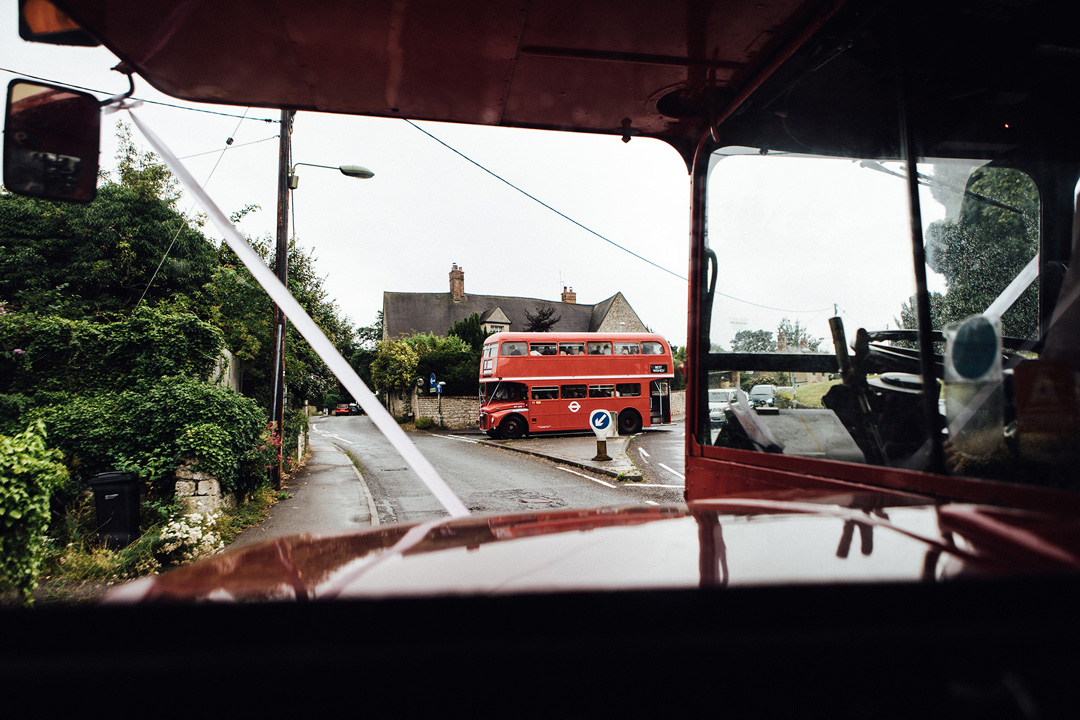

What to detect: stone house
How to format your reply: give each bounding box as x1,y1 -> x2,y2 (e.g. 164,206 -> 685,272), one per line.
382,263 -> 649,340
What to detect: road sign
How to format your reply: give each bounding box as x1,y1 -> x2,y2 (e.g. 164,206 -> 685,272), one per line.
429,373 -> 436,391
590,409 -> 612,438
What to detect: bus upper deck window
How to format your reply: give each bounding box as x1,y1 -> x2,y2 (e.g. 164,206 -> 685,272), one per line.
530,343 -> 557,356
641,342 -> 663,355
614,342 -> 639,355
500,342 -> 527,356
587,342 -> 612,355
559,343 -> 585,355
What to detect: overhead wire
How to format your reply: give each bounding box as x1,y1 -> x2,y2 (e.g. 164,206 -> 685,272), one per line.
404,118 -> 689,282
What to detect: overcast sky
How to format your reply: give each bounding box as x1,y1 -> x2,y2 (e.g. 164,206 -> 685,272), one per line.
0,4 -> 693,345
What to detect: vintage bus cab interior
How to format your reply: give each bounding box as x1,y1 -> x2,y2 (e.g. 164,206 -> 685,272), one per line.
6,0 -> 1080,715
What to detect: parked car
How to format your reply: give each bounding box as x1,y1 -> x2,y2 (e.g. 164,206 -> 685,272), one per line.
708,389 -> 737,423
748,385 -> 775,408
349,403 -> 363,415
334,403 -> 351,416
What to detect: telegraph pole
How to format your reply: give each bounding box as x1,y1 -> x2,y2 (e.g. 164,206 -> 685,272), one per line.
271,109 -> 295,490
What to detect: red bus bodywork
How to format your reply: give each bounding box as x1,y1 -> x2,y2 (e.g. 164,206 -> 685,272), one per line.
478,332 -> 674,438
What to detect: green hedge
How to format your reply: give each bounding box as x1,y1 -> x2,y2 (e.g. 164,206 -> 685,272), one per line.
38,376 -> 266,495
0,420 -> 69,603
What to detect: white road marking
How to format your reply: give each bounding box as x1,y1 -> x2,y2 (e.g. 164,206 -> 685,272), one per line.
312,428 -> 350,443
624,483 -> 683,489
434,434 -> 478,443
637,448 -> 650,458
659,463 -> 685,480
557,466 -> 616,488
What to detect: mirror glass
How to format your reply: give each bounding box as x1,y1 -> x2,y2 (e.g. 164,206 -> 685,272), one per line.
4,79 -> 100,203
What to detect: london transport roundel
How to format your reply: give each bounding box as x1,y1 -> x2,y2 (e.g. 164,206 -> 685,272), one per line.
568,401 -> 581,412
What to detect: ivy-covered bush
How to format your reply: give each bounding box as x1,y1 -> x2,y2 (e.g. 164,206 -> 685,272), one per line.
38,376 -> 266,495
0,420 -> 69,603
0,306 -> 223,397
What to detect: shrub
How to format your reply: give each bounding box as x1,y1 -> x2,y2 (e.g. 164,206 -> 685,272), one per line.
38,376 -> 267,495
0,420 -> 69,604
414,416 -> 435,430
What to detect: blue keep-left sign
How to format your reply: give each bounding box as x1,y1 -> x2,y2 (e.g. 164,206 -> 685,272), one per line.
429,373 -> 436,390
590,409 -> 611,432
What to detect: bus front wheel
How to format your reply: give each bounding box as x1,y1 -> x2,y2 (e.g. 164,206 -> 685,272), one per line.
500,415 -> 527,439
618,409 -> 642,435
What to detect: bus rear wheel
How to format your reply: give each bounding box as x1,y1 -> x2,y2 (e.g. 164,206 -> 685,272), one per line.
618,409 -> 642,435
500,415 -> 527,439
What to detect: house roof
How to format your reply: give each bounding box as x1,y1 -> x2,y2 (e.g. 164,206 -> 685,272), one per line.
382,290 -> 641,340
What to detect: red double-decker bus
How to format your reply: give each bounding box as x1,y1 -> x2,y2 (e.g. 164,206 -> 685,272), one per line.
478,332 -> 674,438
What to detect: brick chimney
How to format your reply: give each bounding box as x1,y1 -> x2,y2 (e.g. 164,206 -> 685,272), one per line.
561,286 -> 576,304
449,263 -> 465,302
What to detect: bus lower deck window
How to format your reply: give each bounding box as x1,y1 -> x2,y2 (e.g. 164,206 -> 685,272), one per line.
562,384 -> 587,398
616,383 -> 641,397
532,387 -> 559,400
589,385 -> 615,398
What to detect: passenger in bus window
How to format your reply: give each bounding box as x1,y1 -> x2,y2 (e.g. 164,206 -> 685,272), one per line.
641,342 -> 663,355
562,385 -> 587,398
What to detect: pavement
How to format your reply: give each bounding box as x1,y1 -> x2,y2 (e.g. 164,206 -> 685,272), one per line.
229,423 -> 647,548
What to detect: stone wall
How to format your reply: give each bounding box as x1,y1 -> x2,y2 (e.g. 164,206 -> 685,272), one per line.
413,392 -> 479,429
670,389 -> 685,417
174,457 -> 238,514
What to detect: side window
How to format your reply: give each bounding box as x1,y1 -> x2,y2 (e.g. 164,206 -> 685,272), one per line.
530,343 -> 557,356
532,386 -> 559,400
614,342 -> 639,355
561,384 -> 587,399
587,341 -> 612,355
616,383 -> 641,397
500,342 -> 527,356
641,342 -> 663,355
589,385 -> 615,398
559,343 -> 585,356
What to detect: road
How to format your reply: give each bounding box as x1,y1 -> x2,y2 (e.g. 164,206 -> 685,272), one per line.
628,419 -> 686,504
310,415 -> 685,525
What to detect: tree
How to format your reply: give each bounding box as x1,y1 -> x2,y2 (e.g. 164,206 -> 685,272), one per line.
777,318 -> 823,352
731,329 -> 775,353
370,332 -> 473,402
448,312 -> 487,352
918,166 -> 1039,339
524,304 -> 561,332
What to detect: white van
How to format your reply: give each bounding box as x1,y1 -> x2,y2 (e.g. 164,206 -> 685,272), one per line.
708,389 -> 737,422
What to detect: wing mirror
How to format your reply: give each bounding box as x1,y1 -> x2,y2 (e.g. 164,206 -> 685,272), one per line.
4,79 -> 101,203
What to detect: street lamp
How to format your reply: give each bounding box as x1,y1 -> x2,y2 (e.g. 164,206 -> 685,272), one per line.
270,111 -> 373,488
288,162 -> 375,188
